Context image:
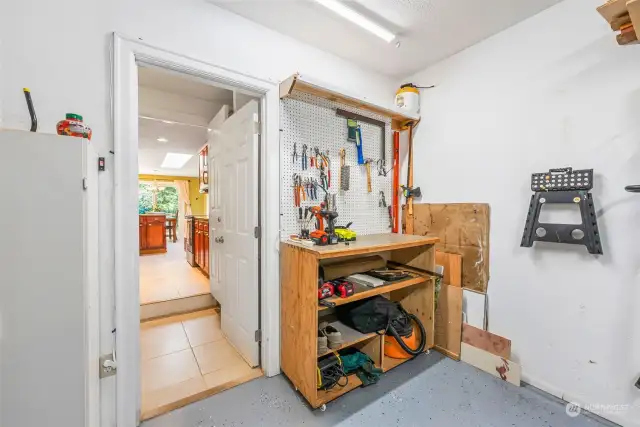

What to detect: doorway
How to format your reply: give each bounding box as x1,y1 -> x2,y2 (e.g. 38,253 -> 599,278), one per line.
136,66 -> 263,419
113,35 -> 281,426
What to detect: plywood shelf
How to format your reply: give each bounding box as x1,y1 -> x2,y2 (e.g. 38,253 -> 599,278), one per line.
597,0 -> 640,45
317,321 -> 378,358
280,74 -> 420,131
318,275 -> 429,311
382,355 -> 408,372
284,233 -> 440,260
316,373 -> 362,405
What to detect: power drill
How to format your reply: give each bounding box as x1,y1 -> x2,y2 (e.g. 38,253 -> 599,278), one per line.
309,206 -> 339,245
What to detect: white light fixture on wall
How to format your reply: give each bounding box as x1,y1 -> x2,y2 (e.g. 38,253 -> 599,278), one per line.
313,0 -> 396,43
161,153 -> 193,169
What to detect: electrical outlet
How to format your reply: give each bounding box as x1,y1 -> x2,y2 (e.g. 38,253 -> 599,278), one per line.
99,354 -> 117,379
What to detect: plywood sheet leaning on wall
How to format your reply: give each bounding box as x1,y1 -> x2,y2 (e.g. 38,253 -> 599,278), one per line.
461,343 -> 521,386
434,251 -> 463,360
462,324 -> 511,359
406,203 -> 490,293
434,284 -> 462,360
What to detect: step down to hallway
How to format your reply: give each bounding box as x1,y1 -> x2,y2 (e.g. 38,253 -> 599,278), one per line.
140,293 -> 216,321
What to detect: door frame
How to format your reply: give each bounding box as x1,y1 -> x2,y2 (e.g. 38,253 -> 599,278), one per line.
112,33 -> 280,426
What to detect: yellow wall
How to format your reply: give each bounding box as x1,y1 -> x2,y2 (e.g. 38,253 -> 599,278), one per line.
138,174 -> 207,215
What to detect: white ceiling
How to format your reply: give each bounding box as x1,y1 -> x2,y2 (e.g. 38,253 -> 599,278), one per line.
138,67 -> 234,176
211,0 -> 562,77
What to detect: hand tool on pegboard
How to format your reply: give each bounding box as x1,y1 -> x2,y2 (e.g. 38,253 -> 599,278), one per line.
336,108 -> 386,166
302,144 -> 308,170
339,148 -> 350,191
392,131 -> 400,233
292,141 -> 298,166
365,159 -> 373,193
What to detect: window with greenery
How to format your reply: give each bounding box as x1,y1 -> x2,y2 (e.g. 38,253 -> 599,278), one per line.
138,182 -> 179,215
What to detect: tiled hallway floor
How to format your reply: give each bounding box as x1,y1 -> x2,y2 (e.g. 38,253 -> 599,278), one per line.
139,241 -> 209,304
140,309 -> 262,420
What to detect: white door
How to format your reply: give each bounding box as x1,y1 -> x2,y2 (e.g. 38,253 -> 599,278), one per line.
210,100 -> 260,367
208,105 -> 229,304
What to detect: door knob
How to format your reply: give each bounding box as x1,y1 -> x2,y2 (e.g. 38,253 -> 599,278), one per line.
218,236 -> 224,244
217,217 -> 222,223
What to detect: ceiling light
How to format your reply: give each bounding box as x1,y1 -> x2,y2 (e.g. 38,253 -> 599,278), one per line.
313,0 -> 395,43
161,153 -> 193,169
162,120 -> 173,124
157,137 -> 168,143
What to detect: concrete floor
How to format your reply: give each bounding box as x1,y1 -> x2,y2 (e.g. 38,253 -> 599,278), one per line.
143,352 -> 614,427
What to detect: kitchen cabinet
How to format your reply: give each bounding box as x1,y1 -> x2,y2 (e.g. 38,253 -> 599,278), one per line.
139,214 -> 167,255
192,217 -> 210,277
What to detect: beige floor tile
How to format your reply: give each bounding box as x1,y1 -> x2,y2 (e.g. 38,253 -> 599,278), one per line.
192,339 -> 244,375
139,239 -> 210,304
142,375 -> 206,414
141,349 -> 201,392
182,313 -> 223,347
203,361 -> 259,389
140,279 -> 181,304
176,278 -> 210,298
140,322 -> 190,361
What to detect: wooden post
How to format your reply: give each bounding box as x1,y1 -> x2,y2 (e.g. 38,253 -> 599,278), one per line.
405,124 -> 415,235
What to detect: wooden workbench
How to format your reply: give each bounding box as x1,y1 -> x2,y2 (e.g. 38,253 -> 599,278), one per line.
280,233 -> 439,408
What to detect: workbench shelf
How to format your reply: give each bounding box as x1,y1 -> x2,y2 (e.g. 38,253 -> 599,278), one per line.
317,274 -> 427,311
316,320 -> 379,358
281,233 -> 439,409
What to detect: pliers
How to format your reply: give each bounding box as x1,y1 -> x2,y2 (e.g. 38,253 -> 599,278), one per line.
292,142 -> 298,165
302,144 -> 308,170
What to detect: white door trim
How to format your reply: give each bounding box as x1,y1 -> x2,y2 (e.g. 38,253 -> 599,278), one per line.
112,33 -> 281,427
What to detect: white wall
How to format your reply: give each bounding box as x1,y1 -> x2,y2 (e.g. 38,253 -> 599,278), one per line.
0,1 -> 396,426
404,0 -> 640,425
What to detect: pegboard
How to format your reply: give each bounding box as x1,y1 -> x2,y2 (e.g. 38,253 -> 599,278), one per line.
280,91 -> 393,239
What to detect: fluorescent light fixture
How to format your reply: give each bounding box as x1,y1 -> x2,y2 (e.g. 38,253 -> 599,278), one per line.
161,153 -> 193,169
157,137 -> 168,143
313,0 -> 395,43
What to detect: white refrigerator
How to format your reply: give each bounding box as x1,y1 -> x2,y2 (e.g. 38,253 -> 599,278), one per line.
0,129 -> 98,427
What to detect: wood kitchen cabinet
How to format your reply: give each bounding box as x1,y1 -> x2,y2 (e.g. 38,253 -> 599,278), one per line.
139,214 -> 167,255
192,217 -> 210,277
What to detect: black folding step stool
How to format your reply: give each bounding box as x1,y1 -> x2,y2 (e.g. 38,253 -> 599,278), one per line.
520,167 -> 603,255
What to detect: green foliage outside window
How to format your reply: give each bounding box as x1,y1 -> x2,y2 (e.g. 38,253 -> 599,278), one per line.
138,182 -> 179,215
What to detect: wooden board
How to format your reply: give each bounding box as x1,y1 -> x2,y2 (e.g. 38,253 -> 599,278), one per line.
280,245 -> 319,403
280,74 -> 419,131
628,0 -> 640,30
435,251 -> 462,287
461,343 -> 521,386
408,203 -> 490,292
434,284 -> 462,360
318,274 -> 429,310
597,0 -> 629,22
285,233 -> 439,259
462,324 -> 511,359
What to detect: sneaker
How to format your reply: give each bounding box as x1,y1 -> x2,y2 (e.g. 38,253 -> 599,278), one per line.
318,331 -> 328,355
322,325 -> 343,349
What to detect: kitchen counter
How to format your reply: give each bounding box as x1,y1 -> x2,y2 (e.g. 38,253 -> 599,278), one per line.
140,213 -> 167,255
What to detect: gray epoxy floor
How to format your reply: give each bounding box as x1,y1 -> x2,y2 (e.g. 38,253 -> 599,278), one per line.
143,352 -> 614,427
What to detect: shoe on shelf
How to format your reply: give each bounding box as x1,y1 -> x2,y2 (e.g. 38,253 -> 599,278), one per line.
318,330 -> 328,355
321,324 -> 343,349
